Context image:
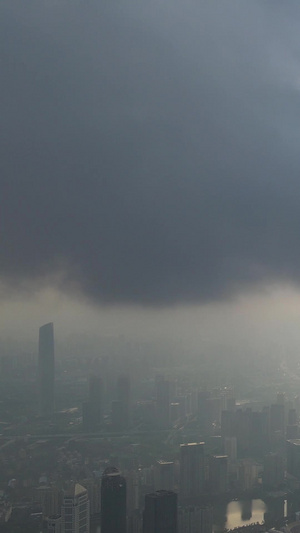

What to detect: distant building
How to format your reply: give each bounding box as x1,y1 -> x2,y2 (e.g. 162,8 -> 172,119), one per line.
263,453 -> 284,489
208,455 -> 228,494
287,439 -> 300,480
180,443 -> 205,500
79,479 -> 101,515
277,392 -> 286,406
270,404 -> 285,435
34,485 -> 60,518
143,490 -> 177,533
154,461 -> 175,492
61,483 -> 90,533
101,467 -> 127,533
206,397 -> 222,427
238,459 -> 260,491
38,323 -> 55,416
178,506 -> 213,533
221,410 -> 235,438
224,437 -> 237,464
83,376 -> 103,432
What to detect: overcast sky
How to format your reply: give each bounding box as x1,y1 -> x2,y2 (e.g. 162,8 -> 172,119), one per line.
2,1 -> 300,352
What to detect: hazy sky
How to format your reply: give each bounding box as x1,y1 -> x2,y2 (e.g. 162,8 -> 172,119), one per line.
2,1 -> 300,352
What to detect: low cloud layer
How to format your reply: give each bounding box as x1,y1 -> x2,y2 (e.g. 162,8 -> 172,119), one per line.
1,0 -> 300,304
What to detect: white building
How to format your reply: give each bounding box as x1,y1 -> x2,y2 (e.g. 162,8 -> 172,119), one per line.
61,483 -> 90,533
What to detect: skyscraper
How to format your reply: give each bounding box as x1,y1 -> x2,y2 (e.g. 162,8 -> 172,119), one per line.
82,376 -> 103,432
101,467 -> 127,533
263,452 -> 284,489
286,439 -> 300,480
154,461 -> 175,492
143,490 -> 177,533
38,322 -> 54,416
180,443 -> 205,500
61,483 -> 90,533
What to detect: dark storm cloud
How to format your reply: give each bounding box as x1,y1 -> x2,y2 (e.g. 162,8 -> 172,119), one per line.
1,0 -> 300,304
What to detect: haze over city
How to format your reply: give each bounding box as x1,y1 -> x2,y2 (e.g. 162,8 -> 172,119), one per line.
2,1 -> 300,533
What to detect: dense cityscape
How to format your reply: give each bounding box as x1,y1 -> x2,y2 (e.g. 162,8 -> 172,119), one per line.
0,324 -> 299,532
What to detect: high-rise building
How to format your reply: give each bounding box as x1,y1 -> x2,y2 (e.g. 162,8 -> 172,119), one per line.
79,479 -> 101,515
82,376 -> 103,432
101,467 -> 127,533
178,506 -> 213,533
34,485 -> 60,518
206,397 -> 222,427
224,437 -> 237,466
270,404 -> 285,435
221,410 -> 235,438
38,322 -> 55,416
180,443 -> 205,500
61,483 -> 90,533
287,439 -> 300,479
238,459 -> 259,491
263,453 -> 284,489
143,490 -> 177,533
208,455 -> 228,494
154,461 -> 175,492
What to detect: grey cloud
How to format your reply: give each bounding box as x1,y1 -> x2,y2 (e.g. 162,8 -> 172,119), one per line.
1,0 -> 300,304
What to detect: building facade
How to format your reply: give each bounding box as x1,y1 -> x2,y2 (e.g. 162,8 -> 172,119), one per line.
180,443 -> 205,500
61,484 -> 90,533
101,467 -> 127,533
143,490 -> 177,533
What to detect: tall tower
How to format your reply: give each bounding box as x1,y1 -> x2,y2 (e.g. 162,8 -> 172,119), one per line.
38,322 -> 54,416
101,467 -> 127,533
180,443 -> 205,500
61,483 -> 90,533
82,376 -> 103,432
143,490 -> 177,533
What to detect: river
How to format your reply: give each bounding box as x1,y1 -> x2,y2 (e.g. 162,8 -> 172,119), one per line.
214,498 -> 288,532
